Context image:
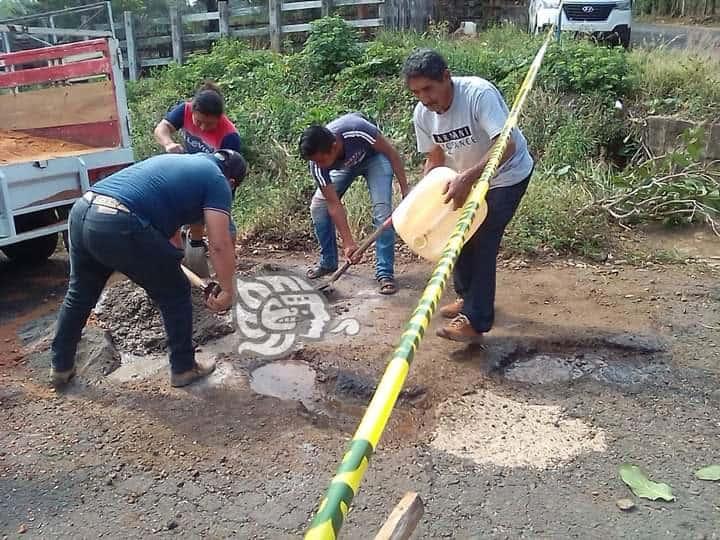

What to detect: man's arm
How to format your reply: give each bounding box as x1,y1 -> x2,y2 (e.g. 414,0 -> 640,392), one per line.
320,184 -> 358,260
372,133 -> 409,197
443,135 -> 516,210
154,119 -> 184,154
204,209 -> 235,311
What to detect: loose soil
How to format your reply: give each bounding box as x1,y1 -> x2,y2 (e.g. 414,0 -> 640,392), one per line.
1,231 -> 719,539
0,130 -> 100,165
93,280 -> 234,356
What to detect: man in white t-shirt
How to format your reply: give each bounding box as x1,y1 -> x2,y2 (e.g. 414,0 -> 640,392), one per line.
403,49 -> 534,343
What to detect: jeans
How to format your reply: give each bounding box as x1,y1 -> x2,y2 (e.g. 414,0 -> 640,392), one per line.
310,153 -> 395,279
455,173 -> 532,333
51,198 -> 195,374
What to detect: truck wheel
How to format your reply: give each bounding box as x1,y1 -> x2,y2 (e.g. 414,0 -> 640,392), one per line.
1,233 -> 59,264
616,26 -> 631,49
1,210 -> 60,264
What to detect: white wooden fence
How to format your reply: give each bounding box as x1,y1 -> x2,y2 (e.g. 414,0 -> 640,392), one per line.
120,0 -> 390,80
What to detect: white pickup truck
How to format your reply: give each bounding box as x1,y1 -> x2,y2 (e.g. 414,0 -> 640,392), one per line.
528,0 -> 633,48
0,37 -> 134,263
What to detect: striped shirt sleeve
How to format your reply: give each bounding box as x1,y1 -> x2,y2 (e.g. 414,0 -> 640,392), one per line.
342,129 -> 377,145
310,161 -> 332,188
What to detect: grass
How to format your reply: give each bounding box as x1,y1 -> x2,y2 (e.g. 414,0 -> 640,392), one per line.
629,47 -> 720,121
126,22 -> 719,259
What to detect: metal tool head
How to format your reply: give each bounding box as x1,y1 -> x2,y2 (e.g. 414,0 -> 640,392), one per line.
203,280 -> 222,301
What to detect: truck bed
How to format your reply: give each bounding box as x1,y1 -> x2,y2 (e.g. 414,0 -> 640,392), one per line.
0,130 -> 110,166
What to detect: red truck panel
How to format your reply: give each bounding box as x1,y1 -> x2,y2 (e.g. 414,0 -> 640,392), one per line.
0,39 -> 113,89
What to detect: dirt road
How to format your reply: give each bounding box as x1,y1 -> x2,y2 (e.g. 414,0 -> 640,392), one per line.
1,233 -> 719,539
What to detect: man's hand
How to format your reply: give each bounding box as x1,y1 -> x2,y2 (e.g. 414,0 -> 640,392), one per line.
206,289 -> 233,312
343,242 -> 360,264
443,172 -> 475,210
165,142 -> 184,154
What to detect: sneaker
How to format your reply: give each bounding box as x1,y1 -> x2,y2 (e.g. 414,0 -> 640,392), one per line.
436,314 -> 483,343
439,298 -> 464,319
170,357 -> 217,387
50,366 -> 76,387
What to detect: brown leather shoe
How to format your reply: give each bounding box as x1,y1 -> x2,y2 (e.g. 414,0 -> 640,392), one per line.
436,314 -> 483,343
439,298 -> 464,319
170,357 -> 216,387
50,366 -> 76,387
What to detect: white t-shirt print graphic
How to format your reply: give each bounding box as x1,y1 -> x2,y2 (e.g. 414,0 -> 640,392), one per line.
432,126 -> 476,156
413,76 -> 534,189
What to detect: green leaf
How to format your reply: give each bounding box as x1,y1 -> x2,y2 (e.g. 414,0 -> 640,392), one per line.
619,464 -> 675,501
695,465 -> 720,481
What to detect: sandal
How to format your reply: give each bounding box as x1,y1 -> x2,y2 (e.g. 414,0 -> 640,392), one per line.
378,277 -> 397,295
307,265 -> 336,280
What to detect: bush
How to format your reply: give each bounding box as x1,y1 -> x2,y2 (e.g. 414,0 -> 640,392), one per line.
543,40 -> 636,96
300,16 -> 363,78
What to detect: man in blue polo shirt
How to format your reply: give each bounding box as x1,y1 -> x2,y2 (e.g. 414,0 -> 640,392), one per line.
299,113 -> 409,295
50,150 -> 247,388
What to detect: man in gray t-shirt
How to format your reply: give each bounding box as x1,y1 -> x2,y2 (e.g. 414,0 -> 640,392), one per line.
299,113 -> 409,295
403,49 -> 534,343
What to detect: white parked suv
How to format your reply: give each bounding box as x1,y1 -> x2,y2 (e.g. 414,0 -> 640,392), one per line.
528,0 -> 633,48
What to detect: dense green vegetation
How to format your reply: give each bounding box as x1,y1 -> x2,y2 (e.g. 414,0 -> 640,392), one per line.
127,19 -> 720,257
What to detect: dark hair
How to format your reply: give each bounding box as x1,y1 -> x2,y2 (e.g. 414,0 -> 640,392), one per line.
401,49 -> 448,82
192,80 -> 224,116
299,125 -> 336,159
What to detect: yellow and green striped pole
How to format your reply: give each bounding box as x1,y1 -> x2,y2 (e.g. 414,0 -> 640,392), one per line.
305,27 -> 556,540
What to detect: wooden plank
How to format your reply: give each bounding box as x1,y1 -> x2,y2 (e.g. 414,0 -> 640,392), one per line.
22,121 -> 121,150
169,3 -> 184,63
374,492 -> 424,540
281,1 -> 322,11
0,24 -> 112,39
184,32 -> 221,43
219,1 -> 231,37
230,6 -> 265,16
269,0 -> 282,51
321,0 -> 334,16
123,11 -> 138,81
282,22 -> 311,33
0,58 -> 111,88
0,81 -> 117,131
348,17 -> 384,27
334,0 -> 384,5
140,57 -> 173,67
136,36 -> 172,47
230,26 -> 271,38
0,39 -> 108,68
182,11 -> 219,23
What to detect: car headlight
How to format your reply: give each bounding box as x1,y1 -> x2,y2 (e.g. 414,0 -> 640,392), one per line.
615,0 -> 632,9
539,0 -> 562,8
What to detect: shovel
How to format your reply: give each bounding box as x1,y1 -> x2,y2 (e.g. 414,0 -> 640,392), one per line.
181,264 -> 221,300
316,216 -> 393,293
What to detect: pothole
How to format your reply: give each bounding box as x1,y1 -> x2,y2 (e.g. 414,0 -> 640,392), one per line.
249,360 -> 319,408
503,352 -> 670,386
486,334 -> 672,388
432,389 -> 607,469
